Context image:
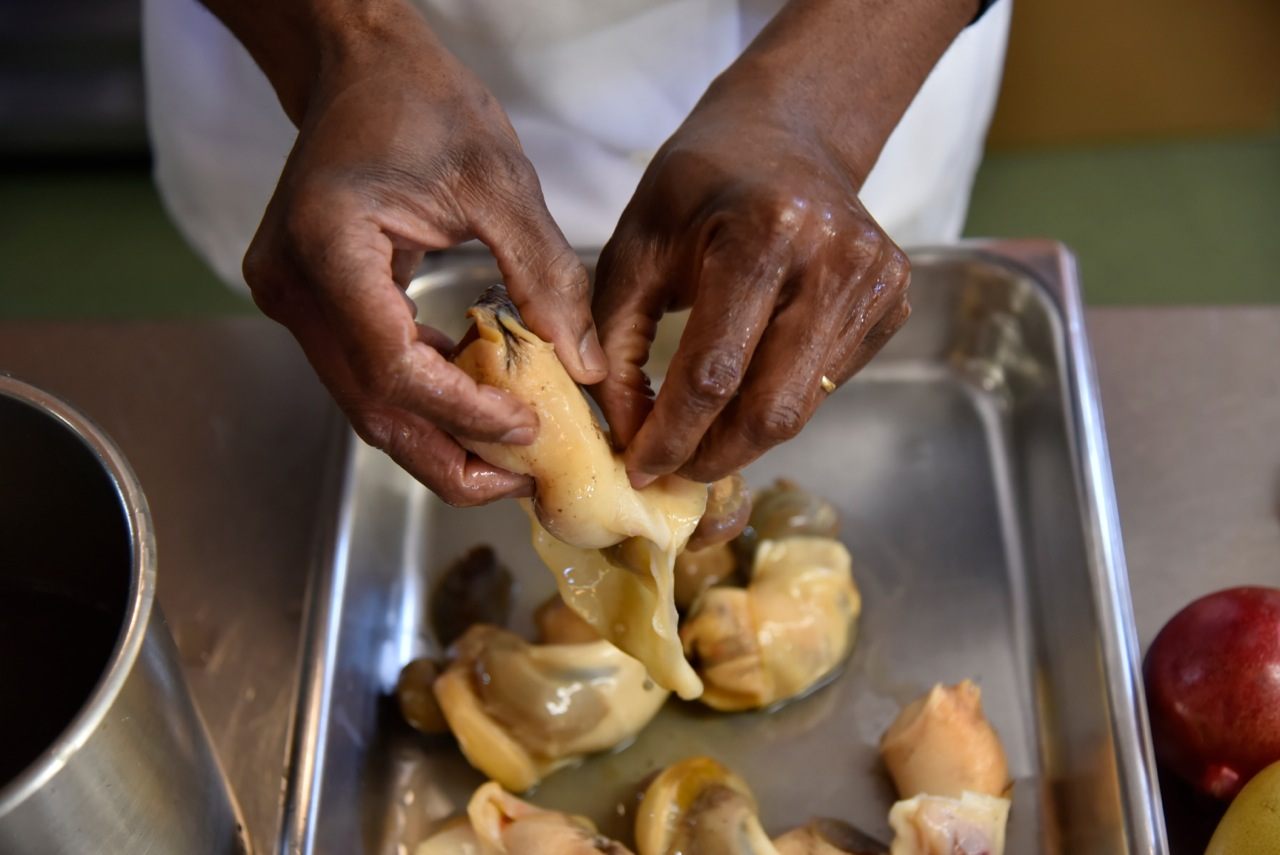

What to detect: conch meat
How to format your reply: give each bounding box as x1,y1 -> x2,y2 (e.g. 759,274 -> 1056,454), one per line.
415,781 -> 634,855
433,625 -> 668,791
681,536 -> 861,710
886,792 -> 1010,855
452,285 -> 706,699
880,681 -> 1012,855
879,681 -> 1009,800
634,756 -> 776,855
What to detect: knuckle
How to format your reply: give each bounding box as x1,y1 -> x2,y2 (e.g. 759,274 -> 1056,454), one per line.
686,350 -> 744,408
768,197 -> 810,238
541,247 -> 590,302
885,295 -> 912,332
359,352 -> 415,405
885,247 -> 912,288
480,144 -> 540,197
842,223 -> 885,274
450,141 -> 533,214
897,295 -> 913,324
648,144 -> 703,185
354,411 -> 477,508
279,183 -> 332,255
242,227 -> 310,323
351,409 -> 397,453
242,247 -> 291,321
745,393 -> 808,445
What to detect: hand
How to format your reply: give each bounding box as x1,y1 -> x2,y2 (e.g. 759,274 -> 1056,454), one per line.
592,98 -> 910,486
237,6 -> 606,505
592,0 -> 974,485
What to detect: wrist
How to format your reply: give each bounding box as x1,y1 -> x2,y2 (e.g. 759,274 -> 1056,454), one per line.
705,0 -> 975,184
202,0 -> 437,125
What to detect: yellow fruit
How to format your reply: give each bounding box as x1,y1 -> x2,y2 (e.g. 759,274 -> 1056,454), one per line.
1206,759 -> 1280,854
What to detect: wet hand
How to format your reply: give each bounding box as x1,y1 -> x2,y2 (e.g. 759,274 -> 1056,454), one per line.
241,12 -> 605,505
592,102 -> 910,486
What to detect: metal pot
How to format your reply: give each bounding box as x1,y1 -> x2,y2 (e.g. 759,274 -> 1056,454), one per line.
0,377 -> 248,854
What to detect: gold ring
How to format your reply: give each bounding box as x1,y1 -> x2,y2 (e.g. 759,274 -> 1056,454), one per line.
820,375 -> 837,394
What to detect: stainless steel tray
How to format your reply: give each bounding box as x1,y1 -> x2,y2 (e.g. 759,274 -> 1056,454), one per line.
280,241 -> 1167,854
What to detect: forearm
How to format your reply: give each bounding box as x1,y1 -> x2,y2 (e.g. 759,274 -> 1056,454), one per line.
198,0 -> 433,124
709,0 -> 977,184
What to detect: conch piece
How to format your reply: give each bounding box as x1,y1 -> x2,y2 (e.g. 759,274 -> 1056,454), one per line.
879,681 -> 1009,800
734,479 -> 839,564
886,792 -> 1010,855
415,782 -> 634,855
634,756 -> 776,855
414,816 -> 481,855
433,625 -> 669,791
673,541 -> 738,611
534,594 -> 601,644
773,819 -> 887,855
452,285 -> 707,699
681,536 -> 861,711
397,656 -> 449,735
430,545 -> 513,647
687,473 -> 753,551
469,781 -> 634,854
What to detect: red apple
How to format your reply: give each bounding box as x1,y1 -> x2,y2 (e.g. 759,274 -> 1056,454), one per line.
1143,586 -> 1280,800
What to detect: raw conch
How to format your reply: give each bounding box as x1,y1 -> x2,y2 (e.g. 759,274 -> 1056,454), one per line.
773,819 -> 886,855
534,593 -> 601,645
673,540 -> 738,611
879,681 -> 1009,800
634,756 -> 777,855
433,625 -> 668,791
414,781 -> 634,855
733,479 -> 840,564
880,682 -> 1012,855
635,756 -> 885,855
422,757 -> 892,855
452,285 -> 706,699
681,536 -> 861,710
886,791 -> 1010,855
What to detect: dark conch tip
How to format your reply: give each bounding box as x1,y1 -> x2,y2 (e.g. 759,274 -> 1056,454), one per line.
474,283 -> 523,324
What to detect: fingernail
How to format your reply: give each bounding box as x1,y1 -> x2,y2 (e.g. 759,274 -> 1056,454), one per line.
500,425 -> 537,445
579,332 -> 608,378
629,470 -> 658,490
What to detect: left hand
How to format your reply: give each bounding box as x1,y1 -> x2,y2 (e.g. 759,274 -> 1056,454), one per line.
591,87 -> 910,486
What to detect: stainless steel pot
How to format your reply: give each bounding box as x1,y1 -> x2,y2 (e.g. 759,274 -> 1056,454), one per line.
0,377 -> 248,854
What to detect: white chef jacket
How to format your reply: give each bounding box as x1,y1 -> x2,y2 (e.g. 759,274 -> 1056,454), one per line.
142,0 -> 1011,291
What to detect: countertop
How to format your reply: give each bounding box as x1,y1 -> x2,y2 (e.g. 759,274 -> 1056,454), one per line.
1,305 -> 1276,853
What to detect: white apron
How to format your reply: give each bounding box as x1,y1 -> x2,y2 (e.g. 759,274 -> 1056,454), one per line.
142,0 -> 1011,291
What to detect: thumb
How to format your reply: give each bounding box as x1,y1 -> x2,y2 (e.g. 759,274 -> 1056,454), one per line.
467,155 -> 605,385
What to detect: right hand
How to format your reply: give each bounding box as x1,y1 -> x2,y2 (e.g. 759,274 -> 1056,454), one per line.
243,12 -> 605,506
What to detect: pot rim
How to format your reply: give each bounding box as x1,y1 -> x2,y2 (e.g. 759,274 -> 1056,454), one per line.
0,376 -> 157,815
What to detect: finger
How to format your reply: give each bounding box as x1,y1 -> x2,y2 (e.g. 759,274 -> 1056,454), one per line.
589,234 -> 668,449
351,406 -> 534,506
248,278 -> 533,503
823,249 -> 912,384
465,151 -> 605,385
390,246 -> 425,288
679,261 -> 856,482
416,322 -> 455,354
830,294 -> 911,383
624,237 -> 789,481
295,215 -> 539,445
